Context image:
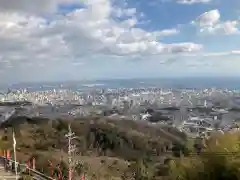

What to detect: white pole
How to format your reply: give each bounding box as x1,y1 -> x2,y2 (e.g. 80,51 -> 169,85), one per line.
65,124 -> 76,180
68,124 -> 72,180
13,131 -> 18,180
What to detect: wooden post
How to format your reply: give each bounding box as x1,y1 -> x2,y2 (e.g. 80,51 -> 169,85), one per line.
5,150 -> 11,172
0,150 -> 2,166
17,160 -> 21,174
48,160 -> 54,178
32,158 -> 36,170
69,168 -> 72,180
11,161 -> 14,172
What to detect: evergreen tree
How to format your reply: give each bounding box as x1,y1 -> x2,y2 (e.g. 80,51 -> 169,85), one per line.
168,132 -> 240,180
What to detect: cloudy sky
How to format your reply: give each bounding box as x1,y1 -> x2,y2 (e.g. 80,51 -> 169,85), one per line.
0,0 -> 240,83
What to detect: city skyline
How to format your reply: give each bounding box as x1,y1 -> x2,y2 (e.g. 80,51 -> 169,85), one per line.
0,0 -> 240,83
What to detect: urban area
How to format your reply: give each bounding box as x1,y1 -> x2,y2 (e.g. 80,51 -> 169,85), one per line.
0,86 -> 240,180
1,87 -> 240,136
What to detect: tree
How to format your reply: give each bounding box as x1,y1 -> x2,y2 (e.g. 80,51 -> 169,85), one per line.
168,132 -> 240,180
126,159 -> 154,180
75,161 -> 89,178
20,175 -> 33,180
60,161 -> 68,179
75,162 -> 84,176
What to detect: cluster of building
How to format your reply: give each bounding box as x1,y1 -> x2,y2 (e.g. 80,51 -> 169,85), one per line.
0,87 -> 240,137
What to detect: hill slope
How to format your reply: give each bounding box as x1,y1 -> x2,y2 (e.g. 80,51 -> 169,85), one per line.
0,116 -> 186,179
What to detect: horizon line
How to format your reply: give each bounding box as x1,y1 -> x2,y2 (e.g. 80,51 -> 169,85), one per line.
2,76 -> 240,86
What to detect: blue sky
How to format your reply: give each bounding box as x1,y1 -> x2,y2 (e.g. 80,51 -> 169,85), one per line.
0,0 -> 240,83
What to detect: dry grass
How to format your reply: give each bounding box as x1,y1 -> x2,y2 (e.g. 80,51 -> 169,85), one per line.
0,116 -> 187,179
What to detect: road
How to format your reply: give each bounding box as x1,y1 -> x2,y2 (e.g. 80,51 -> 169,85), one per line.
0,165 -> 19,180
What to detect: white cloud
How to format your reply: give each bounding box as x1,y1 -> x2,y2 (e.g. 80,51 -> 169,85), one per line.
194,9 -> 220,27
194,9 -> 240,35
176,0 -> 211,4
159,0 -> 211,4
0,0 -> 80,14
160,50 -> 240,74
113,7 -> 136,17
156,28 -> 179,36
181,50 -> 240,57
202,20 -> 240,35
0,0 -> 202,77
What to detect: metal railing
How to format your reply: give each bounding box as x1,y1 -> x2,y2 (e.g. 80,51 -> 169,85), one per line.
0,156 -> 55,180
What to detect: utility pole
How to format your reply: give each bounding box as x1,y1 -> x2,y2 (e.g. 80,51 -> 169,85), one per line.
65,124 -> 77,180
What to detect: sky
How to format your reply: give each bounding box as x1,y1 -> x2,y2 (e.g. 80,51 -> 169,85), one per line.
0,0 -> 240,83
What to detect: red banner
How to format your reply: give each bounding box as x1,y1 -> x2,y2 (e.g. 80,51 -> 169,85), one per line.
7,150 -> 10,160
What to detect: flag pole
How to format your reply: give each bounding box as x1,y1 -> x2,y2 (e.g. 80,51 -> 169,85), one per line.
13,129 -> 18,180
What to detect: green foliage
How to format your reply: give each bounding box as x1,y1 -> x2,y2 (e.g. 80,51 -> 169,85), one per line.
75,161 -> 89,178
123,159 -> 154,180
168,132 -> 240,180
75,162 -> 84,176
0,138 -> 11,149
19,175 -> 34,180
60,160 -> 68,179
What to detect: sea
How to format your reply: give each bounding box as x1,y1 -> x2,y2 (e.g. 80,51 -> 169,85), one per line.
1,77 -> 240,92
